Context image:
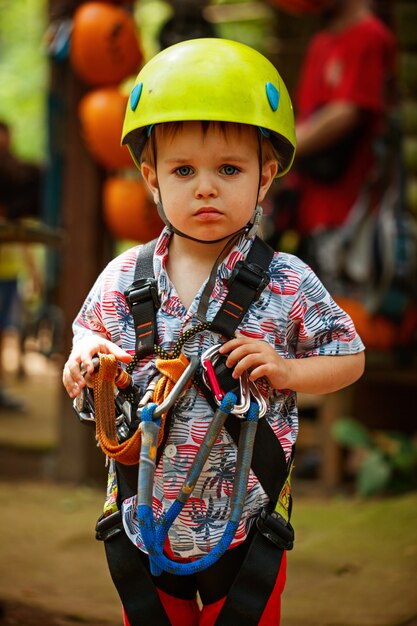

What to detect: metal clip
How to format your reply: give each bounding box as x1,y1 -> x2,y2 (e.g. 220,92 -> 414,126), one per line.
73,386 -> 96,424
201,344 -> 251,418
137,374 -> 161,410
137,356 -> 199,420
248,380 -> 267,418
73,357 -> 134,432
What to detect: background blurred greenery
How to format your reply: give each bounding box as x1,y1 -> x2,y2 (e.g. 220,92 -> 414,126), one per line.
0,0 -> 47,161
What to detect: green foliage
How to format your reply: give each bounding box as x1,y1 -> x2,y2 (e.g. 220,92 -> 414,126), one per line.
333,417 -> 417,497
332,417 -> 373,450
135,0 -> 171,62
0,0 -> 47,161
211,0 -> 277,54
357,450 -> 392,497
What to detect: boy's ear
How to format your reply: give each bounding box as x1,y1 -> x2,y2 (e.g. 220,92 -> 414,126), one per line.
258,159 -> 278,202
141,163 -> 160,204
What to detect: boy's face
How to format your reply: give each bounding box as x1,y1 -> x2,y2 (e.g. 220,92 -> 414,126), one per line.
141,121 -> 277,243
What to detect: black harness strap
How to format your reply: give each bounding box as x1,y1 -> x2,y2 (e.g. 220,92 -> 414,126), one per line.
102,467 -> 171,626
210,236 -> 273,337
104,532 -> 171,626
124,239 -> 159,360
216,533 -> 284,626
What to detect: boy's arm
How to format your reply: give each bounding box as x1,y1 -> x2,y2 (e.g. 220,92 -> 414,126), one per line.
274,352 -> 364,394
219,336 -> 364,395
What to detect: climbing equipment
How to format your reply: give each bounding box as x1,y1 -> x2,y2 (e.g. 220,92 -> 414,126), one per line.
137,391 -> 260,577
121,38 -> 296,177
73,234 -> 295,625
201,344 -> 267,418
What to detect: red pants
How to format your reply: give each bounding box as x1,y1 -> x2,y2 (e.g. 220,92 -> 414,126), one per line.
123,552 -> 286,626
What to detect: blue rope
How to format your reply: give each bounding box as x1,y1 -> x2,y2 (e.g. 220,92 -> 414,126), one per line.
140,402 -> 160,425
219,391 -> 237,415
245,400 -> 259,423
138,500 -> 239,576
136,390 -> 258,576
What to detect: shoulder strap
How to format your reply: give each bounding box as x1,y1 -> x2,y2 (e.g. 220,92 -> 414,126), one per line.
124,238 -> 159,360
210,236 -> 274,338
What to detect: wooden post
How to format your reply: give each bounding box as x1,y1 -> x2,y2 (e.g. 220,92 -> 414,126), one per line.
317,387 -> 354,491
48,1 -> 112,483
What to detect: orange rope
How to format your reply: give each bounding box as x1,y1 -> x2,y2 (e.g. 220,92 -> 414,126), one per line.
93,354 -> 141,465
93,352 -> 191,465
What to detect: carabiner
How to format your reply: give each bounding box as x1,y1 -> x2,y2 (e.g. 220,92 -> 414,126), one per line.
137,373 -> 161,410
139,356 -> 199,421
73,386 -> 96,424
201,344 -> 251,418
248,379 -> 267,418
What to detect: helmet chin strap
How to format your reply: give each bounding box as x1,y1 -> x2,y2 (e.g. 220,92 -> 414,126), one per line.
156,200 -> 263,244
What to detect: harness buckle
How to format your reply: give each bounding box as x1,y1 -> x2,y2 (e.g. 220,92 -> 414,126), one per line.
256,509 -> 294,551
229,261 -> 270,301
95,510 -> 123,541
125,278 -> 160,309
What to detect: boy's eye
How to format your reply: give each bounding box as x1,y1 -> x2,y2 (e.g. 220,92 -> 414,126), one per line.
175,166 -> 193,177
220,165 -> 239,176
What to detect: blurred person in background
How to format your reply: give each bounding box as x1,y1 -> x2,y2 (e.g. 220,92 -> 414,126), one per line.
270,0 -> 397,296
0,121 -> 43,411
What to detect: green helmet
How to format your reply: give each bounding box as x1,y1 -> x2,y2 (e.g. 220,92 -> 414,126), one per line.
122,38 -> 296,177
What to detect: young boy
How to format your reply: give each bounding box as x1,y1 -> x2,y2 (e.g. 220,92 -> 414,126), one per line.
63,38 -> 365,626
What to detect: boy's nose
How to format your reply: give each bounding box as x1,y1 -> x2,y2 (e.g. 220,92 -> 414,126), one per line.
194,173 -> 218,199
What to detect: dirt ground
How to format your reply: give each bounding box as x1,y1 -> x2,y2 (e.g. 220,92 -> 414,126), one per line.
0,480 -> 416,626
0,337 -> 417,626
0,599 -> 116,626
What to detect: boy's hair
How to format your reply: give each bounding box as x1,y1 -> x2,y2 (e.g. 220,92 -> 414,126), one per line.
140,121 -> 281,169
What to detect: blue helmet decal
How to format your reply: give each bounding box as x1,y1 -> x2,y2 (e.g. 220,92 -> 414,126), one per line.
130,83 -> 143,111
266,82 -> 280,112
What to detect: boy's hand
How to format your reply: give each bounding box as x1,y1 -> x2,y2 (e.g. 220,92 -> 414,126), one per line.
62,336 -> 132,398
218,335 -> 290,391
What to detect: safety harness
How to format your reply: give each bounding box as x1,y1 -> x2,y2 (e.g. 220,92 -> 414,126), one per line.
74,235 -> 295,626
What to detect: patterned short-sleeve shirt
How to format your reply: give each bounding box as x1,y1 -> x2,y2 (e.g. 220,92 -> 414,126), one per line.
73,228 -> 364,558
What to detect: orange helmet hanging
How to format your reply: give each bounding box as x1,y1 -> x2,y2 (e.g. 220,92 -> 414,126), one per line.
103,176 -> 164,242
70,2 -> 143,86
79,87 -> 133,170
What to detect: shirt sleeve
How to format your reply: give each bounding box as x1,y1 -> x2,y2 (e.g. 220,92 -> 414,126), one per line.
72,269 -> 111,345
289,265 -> 365,358
71,249 -> 136,347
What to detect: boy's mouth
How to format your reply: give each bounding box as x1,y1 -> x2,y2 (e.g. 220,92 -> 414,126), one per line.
194,206 -> 222,216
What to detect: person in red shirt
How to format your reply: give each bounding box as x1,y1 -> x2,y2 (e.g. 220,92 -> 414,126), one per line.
273,0 -> 397,293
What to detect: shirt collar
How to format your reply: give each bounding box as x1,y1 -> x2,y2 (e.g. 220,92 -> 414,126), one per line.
153,227 -> 254,279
